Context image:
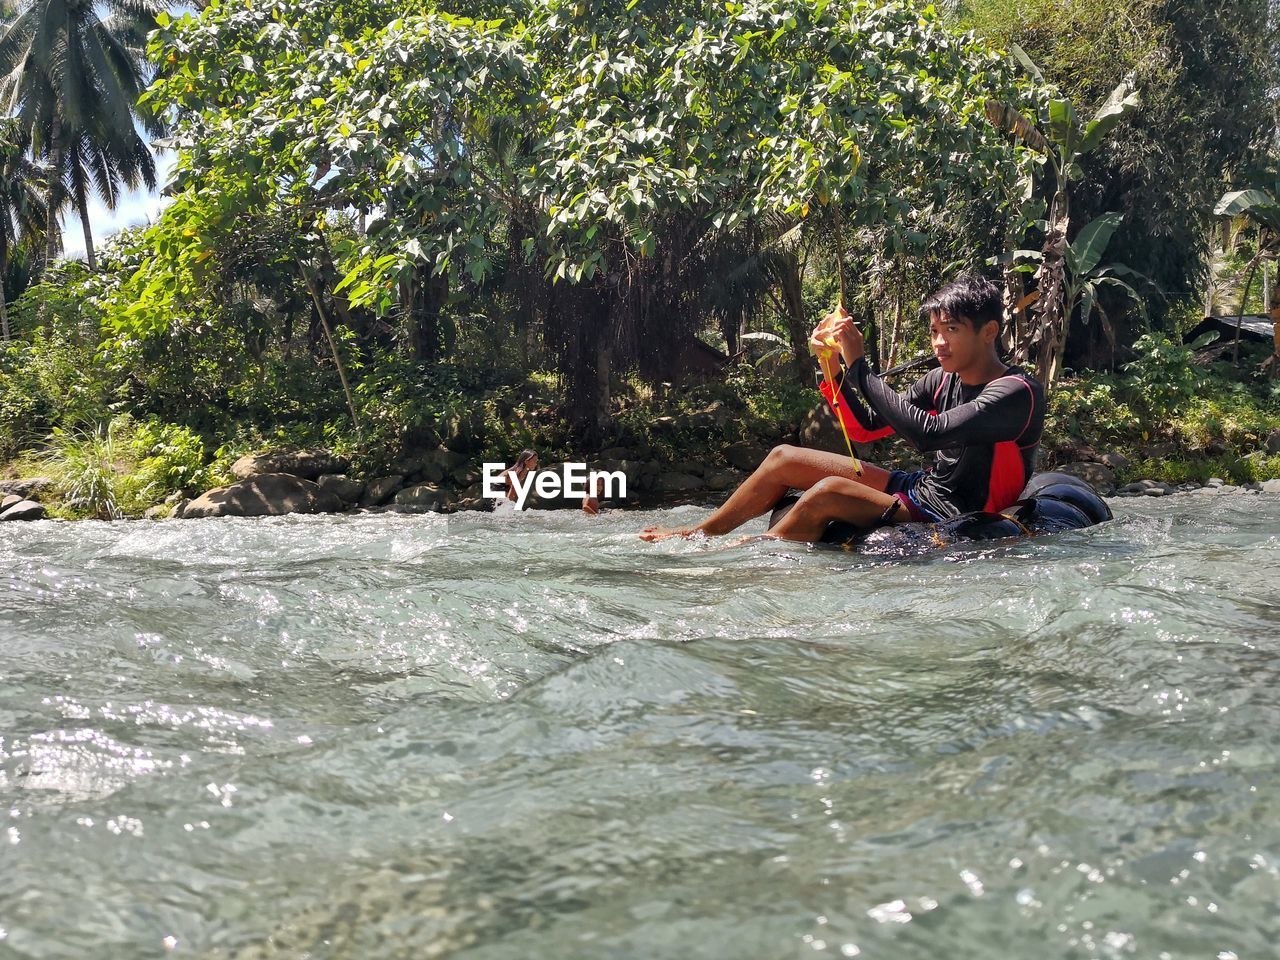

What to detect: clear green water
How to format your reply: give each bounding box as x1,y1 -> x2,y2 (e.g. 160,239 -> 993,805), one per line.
1,499 -> 1278,959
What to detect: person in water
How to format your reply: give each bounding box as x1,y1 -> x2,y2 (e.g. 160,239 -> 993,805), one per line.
497,449 -> 539,506
640,275 -> 1045,543
582,474 -> 607,515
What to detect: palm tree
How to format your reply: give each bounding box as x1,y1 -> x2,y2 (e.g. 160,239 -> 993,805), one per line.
0,117 -> 47,340
0,0 -> 165,271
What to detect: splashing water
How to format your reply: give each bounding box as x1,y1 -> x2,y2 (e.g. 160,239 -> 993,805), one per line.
1,497 -> 1278,958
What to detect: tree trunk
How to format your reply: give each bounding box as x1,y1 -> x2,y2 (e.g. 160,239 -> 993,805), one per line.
551,278 -> 611,444
595,338 -> 612,437
1263,259 -> 1271,315
44,115 -> 62,269
76,187 -> 96,271
503,215 -> 536,366
1033,188 -> 1070,387
863,301 -> 880,372
300,265 -> 362,438
1271,262 -> 1280,380
776,253 -> 812,385
719,308 -> 741,359
403,264 -> 449,361
885,281 -> 902,371
0,264 -> 8,341
1235,253 -> 1262,367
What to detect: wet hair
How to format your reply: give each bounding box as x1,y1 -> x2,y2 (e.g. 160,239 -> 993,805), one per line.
918,275 -> 1003,333
513,449 -> 538,470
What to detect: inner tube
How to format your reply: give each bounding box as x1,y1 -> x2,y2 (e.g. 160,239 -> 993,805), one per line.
766,472 -> 1110,554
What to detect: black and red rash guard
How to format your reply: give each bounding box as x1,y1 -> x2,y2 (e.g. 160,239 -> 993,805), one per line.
820,358 -> 1045,519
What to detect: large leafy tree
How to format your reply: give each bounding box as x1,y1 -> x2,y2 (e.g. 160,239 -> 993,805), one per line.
0,0 -> 166,270
121,0 -> 1033,439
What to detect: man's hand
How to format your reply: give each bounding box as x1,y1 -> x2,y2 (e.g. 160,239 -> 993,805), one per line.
809,307 -> 846,353
811,306 -> 864,366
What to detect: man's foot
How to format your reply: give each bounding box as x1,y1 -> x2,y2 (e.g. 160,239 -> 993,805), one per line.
639,525 -> 702,542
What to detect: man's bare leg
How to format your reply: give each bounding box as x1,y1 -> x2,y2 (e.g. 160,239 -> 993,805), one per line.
640,444 -> 892,542
762,475 -> 904,543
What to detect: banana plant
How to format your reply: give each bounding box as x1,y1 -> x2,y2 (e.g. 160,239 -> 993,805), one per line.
1007,212 -> 1147,368
1213,176 -> 1280,370
985,48 -> 1140,386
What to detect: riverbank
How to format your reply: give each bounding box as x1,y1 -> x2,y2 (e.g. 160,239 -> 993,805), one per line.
2,334 -> 1277,521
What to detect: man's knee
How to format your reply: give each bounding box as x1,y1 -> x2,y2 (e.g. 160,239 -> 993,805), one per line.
803,476 -> 847,501
764,443 -> 800,470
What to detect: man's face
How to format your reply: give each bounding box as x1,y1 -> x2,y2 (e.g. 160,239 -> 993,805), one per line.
929,311 -> 995,373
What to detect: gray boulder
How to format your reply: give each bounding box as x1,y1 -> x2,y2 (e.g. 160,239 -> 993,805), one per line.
654,472 -> 703,493
452,466 -> 482,487
397,447 -> 469,484
0,499 -> 46,521
360,475 -> 404,507
0,477 -> 51,499
317,474 -> 365,503
231,449 -> 350,481
798,401 -> 846,453
725,441 -> 770,472
181,473 -> 343,518
670,460 -> 706,478
1259,478 -> 1280,494
1,494 -> 21,511
393,483 -> 446,512
1057,461 -> 1117,495
1098,451 -> 1131,471
704,468 -> 742,492
687,401 -> 729,434
433,447 -> 469,474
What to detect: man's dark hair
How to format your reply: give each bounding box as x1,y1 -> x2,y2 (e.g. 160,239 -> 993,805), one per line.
918,275 -> 1003,332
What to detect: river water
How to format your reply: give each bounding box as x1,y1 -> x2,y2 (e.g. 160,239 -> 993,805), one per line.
1,497 -> 1278,959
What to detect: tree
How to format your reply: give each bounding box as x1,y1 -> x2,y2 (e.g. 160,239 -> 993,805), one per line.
123,0 -> 1032,441
986,69 -> 1139,385
0,116 -> 46,339
960,0 -> 1277,357
0,0 -> 166,270
1214,170 -> 1280,370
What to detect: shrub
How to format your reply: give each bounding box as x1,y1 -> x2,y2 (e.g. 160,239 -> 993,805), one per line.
1122,333 -> 1214,419
40,420 -> 147,520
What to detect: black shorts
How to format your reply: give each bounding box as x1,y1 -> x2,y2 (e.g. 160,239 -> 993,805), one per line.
884,469 -> 943,523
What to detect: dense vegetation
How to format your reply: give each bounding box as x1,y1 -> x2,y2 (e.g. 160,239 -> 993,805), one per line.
0,0 -> 1278,517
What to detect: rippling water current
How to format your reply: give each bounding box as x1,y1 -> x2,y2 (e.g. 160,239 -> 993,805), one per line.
2,498 -> 1279,959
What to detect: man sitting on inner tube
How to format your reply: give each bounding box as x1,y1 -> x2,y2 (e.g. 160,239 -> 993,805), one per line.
640,276 -> 1046,543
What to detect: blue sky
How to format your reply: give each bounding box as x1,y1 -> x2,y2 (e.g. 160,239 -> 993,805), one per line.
60,148 -> 177,258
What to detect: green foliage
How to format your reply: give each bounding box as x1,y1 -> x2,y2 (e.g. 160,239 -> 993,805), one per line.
39,419 -> 143,520
962,0 -> 1276,339
36,416 -> 217,519
0,328 -> 111,458
1045,350 -> 1280,485
1045,374 -> 1137,449
1122,332 -> 1214,419
125,0 -> 1032,412
132,420 -> 212,495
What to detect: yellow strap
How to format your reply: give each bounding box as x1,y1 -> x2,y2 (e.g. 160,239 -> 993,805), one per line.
812,338 -> 863,477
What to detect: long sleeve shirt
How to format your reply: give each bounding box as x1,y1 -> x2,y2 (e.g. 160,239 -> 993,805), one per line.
820,358 -> 1045,518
